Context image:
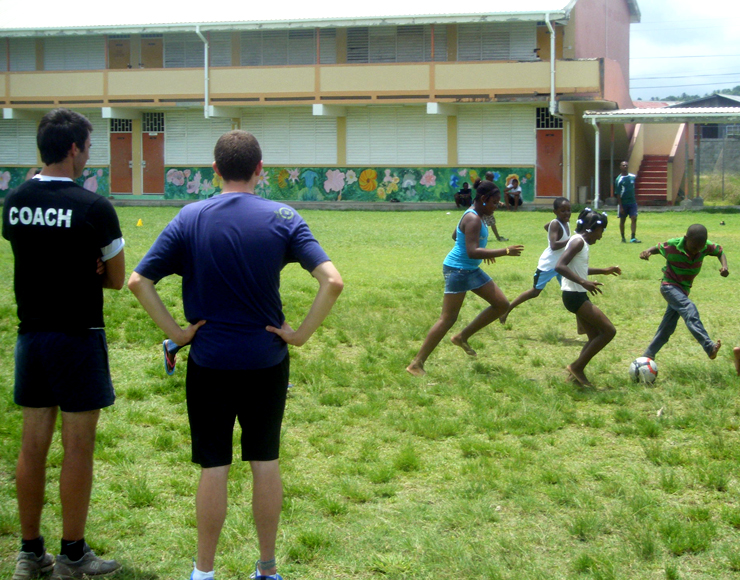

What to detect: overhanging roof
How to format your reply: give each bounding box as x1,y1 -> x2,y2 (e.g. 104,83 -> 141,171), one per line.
0,0 -> 580,36
583,108 -> 740,124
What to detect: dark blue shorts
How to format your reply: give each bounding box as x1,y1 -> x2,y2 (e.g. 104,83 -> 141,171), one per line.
186,354 -> 290,467
618,202 -> 638,218
14,330 -> 115,412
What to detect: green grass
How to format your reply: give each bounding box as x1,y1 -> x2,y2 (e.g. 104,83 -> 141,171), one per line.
1,207 -> 740,579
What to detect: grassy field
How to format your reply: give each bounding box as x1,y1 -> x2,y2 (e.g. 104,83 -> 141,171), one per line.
1,207 -> 740,580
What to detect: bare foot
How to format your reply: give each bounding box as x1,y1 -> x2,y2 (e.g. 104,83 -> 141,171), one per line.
406,362 -> 426,377
499,311 -> 509,324
733,347 -> 740,376
566,364 -> 594,388
709,339 -> 722,360
451,335 -> 477,357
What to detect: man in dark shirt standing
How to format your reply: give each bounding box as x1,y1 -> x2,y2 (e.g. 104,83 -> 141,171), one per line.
128,130 -> 343,580
2,109 -> 125,580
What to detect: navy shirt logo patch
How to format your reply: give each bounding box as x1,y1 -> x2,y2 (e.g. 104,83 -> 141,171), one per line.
275,207 -> 294,220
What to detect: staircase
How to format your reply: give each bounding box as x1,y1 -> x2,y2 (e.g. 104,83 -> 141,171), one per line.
636,155 -> 669,205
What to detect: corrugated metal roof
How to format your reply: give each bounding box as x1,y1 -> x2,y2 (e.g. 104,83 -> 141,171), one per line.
0,0 -> 581,34
583,108 -> 740,123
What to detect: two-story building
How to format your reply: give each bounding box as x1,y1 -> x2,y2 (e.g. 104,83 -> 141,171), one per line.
0,0 -> 639,203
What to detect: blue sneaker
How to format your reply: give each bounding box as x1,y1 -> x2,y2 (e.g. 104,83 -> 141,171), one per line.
249,561 -> 283,580
163,339 -> 181,376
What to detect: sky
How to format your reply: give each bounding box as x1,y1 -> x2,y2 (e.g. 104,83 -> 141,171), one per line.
1,0 -> 738,103
629,0 -> 740,101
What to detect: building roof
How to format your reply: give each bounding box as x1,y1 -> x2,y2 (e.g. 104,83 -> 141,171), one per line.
583,108 -> 740,124
0,0 -> 631,36
668,93 -> 740,108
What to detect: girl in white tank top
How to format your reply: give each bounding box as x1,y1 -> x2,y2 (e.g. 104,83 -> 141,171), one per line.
555,208 -> 621,388
499,197 -> 571,324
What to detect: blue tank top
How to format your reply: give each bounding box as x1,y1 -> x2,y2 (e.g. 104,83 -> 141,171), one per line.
443,208 -> 488,270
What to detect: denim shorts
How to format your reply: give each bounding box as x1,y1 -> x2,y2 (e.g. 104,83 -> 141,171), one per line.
14,330 -> 115,412
443,265 -> 492,294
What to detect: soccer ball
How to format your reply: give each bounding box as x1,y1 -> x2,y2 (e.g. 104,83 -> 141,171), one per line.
629,357 -> 658,384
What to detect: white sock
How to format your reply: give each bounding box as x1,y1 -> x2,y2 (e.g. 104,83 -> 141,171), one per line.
192,566 -> 214,580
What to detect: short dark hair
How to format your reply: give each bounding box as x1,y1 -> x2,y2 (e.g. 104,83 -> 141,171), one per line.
553,197 -> 569,210
37,108 -> 93,165
473,178 -> 501,202
686,224 -> 708,243
484,171 -> 495,182
214,130 -> 262,182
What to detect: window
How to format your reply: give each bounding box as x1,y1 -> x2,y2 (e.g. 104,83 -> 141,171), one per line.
0,120 -> 37,164
44,37 -> 105,71
164,33 -> 204,68
165,110 -> 231,164
240,29 -> 335,66
458,22 -> 537,62
347,25 -> 446,64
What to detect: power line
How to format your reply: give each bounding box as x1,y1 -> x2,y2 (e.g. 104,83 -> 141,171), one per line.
632,72 -> 740,81
631,80 -> 740,89
631,54 -> 740,60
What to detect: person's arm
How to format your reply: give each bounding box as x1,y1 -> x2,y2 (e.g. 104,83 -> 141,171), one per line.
266,261 -> 344,346
127,271 -> 205,346
640,246 -> 660,261
463,214 -> 523,260
588,266 -> 622,277
555,238 -> 602,295
719,252 -> 729,277
548,221 -> 568,251
101,249 -> 126,290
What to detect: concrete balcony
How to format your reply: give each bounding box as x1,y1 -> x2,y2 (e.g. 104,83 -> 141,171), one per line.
1,59 -> 605,108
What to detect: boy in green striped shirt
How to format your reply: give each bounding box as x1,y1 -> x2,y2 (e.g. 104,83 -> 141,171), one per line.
640,224 -> 728,360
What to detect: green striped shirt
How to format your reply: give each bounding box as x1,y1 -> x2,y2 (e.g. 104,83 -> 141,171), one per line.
658,237 -> 723,294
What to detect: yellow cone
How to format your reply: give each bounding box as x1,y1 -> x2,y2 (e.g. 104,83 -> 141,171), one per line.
136,219 -> 143,227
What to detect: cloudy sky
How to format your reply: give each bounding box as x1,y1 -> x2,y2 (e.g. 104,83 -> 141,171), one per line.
1,0 -> 737,103
630,0 -> 740,101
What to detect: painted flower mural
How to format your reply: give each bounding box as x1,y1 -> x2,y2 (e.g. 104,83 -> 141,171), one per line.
359,169 -> 377,192
277,169 -> 290,189
82,169 -> 103,193
324,169 -> 346,194
346,170 -> 357,184
0,171 -> 11,191
167,169 -> 186,186
288,168 -> 301,184
420,170 -> 436,187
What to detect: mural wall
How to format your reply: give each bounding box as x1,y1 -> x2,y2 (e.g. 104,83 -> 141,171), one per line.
164,166 -> 536,202
0,167 -> 110,198
1,165 -> 535,203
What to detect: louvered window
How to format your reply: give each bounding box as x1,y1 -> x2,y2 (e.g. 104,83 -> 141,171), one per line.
164,33 -> 204,68
346,106 -> 447,165
457,105 -> 535,165
165,110 -> 231,164
44,37 -> 105,71
209,32 -> 232,67
240,29 -> 325,66
241,108 -> 337,165
0,41 -> 7,72
347,25 -> 446,63
458,22 -> 537,62
0,120 -> 37,164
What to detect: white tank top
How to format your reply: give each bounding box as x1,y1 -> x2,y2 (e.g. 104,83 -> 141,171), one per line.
537,219 -> 570,271
560,233 -> 590,293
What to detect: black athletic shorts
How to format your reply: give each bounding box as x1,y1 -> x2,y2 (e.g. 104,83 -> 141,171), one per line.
562,291 -> 590,314
14,330 -> 115,412
186,354 -> 290,468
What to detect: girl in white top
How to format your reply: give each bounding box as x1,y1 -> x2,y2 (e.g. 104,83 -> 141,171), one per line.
555,208 -> 621,387
500,197 -> 571,324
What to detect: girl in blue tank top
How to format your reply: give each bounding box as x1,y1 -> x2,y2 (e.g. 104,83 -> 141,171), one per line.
407,180 -> 524,377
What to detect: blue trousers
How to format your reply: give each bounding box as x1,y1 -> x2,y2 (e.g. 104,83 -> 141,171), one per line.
643,283 -> 714,359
